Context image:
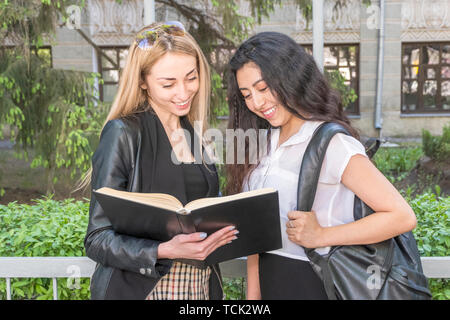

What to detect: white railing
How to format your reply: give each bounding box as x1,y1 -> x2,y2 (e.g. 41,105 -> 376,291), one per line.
0,256 -> 449,300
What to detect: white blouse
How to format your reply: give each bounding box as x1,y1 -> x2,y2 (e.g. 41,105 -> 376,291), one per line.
242,121 -> 367,261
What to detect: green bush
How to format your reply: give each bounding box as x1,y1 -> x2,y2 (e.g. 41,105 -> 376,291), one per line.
0,197 -> 90,300
409,192 -> 450,300
0,193 -> 448,300
0,197 -> 243,300
422,124 -> 450,163
373,146 -> 423,183
223,277 -> 246,300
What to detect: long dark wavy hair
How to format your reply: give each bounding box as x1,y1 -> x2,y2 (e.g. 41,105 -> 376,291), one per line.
225,32 -> 360,196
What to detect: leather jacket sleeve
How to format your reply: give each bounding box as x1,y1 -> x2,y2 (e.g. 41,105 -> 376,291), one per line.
84,119 -> 172,279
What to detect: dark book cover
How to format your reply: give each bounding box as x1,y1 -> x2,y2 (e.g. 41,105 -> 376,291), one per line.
93,189 -> 282,267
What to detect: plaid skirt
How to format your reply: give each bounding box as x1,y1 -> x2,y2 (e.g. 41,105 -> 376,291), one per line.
145,262 -> 212,300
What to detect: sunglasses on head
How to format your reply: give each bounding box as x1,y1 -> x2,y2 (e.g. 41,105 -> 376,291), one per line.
135,21 -> 186,50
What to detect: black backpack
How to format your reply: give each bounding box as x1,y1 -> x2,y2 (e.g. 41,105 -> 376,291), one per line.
297,122 -> 431,300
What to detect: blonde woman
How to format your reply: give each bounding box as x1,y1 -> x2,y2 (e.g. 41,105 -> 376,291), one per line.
84,22 -> 238,300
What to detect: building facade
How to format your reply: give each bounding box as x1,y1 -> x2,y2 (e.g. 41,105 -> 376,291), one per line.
51,0 -> 450,138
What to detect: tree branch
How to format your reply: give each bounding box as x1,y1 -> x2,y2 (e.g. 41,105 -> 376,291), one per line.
156,0 -> 236,48
74,28 -> 119,70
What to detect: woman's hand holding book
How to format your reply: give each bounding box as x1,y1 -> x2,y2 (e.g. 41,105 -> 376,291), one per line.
157,226 -> 239,261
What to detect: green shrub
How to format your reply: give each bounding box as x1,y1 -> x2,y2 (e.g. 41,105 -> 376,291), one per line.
373,146 -> 423,183
0,197 -> 90,300
409,192 -> 450,300
422,125 -> 450,163
1,193 -> 448,300
223,277 -> 246,300
0,197 -> 244,300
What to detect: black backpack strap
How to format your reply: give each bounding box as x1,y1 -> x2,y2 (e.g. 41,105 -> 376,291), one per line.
297,122 -> 350,213
297,123 -> 380,218
296,122 -> 351,300
297,122 -> 382,299
364,137 -> 380,159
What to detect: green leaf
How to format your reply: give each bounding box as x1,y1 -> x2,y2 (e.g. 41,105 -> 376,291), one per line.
12,280 -> 30,288
445,289 -> 450,299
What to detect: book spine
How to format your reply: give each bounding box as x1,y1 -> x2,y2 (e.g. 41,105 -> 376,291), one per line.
176,208 -> 190,215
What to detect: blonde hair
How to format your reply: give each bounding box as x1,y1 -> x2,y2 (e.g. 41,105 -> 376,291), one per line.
75,22 -> 211,192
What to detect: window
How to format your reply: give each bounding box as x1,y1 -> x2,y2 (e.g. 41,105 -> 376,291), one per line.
303,44 -> 360,115
402,43 -> 450,113
97,47 -> 129,102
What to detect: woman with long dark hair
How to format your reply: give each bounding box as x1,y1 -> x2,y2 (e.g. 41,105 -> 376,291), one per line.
225,32 -> 417,299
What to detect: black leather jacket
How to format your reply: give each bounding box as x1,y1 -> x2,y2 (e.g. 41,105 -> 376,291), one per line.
84,109 -> 223,300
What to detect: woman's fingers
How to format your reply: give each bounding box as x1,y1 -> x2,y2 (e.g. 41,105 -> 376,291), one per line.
200,233 -> 237,260
209,226 -> 237,241
175,226 -> 239,260
180,226 -> 236,243
177,232 -> 208,243
202,227 -> 238,256
202,226 -> 237,246
195,226 -> 238,260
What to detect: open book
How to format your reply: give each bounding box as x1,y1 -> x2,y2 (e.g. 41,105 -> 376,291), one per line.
93,187 -> 282,267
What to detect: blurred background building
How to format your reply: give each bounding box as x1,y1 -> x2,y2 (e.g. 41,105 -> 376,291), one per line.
48,0 -> 450,138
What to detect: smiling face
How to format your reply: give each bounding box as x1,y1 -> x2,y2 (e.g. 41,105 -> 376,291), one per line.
236,62 -> 294,128
141,52 -> 199,118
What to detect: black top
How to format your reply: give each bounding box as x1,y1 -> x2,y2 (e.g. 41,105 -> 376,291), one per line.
181,162 -> 208,203
154,114 -> 208,203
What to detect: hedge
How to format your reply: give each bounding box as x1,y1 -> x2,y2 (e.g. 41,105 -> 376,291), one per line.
0,193 -> 448,300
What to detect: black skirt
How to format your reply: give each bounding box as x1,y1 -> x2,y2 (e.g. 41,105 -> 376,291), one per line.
258,253 -> 328,300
